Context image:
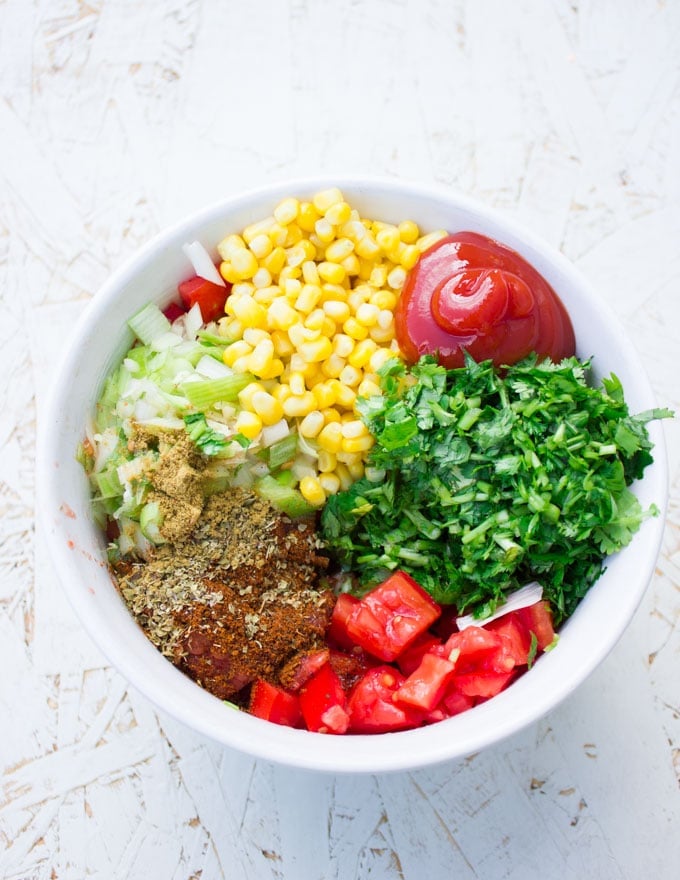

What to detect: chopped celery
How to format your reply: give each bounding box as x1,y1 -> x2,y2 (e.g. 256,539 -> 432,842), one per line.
181,373 -> 255,408
255,474 -> 315,517
267,433 -> 298,470
128,302 -> 172,344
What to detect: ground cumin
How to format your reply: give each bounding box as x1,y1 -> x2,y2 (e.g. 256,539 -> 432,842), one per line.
112,488 -> 333,701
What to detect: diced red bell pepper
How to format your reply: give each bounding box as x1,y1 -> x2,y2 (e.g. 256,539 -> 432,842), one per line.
348,666 -> 424,733
516,600 -> 556,651
394,652 -> 457,712
299,662 -> 350,734
249,679 -> 301,728
345,571 -> 441,662
178,274 -> 231,323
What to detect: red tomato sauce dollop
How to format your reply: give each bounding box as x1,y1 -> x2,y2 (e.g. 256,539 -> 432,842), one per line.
395,232 -> 575,368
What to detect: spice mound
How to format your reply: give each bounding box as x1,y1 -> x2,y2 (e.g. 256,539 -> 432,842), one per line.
113,488 -> 333,701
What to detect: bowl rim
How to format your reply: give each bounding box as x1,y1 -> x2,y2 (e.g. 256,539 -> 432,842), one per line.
37,175 -> 669,773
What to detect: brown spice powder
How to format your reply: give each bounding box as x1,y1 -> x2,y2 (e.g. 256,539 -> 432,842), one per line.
113,488 -> 333,701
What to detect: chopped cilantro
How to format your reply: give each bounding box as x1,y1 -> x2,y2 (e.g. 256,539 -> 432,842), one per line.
320,354 -> 672,623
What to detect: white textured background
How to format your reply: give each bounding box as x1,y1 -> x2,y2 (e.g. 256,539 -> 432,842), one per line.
2,1 -> 679,878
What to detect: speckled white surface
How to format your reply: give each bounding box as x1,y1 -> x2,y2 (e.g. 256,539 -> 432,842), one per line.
2,1 -> 679,878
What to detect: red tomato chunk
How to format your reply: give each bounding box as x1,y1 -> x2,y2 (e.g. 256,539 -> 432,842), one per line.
247,569 -> 557,735
178,274 -> 231,323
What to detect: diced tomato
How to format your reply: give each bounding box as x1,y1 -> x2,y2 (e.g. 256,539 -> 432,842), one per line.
394,652 -> 457,712
299,662 -> 350,734
395,633 -> 442,676
348,666 -> 424,733
516,600 -> 556,651
453,669 -> 516,699
345,571 -> 442,662
249,679 -> 301,728
486,614 -> 532,667
163,301 -> 187,322
328,649 -> 375,692
326,593 -> 361,650
278,648 -> 330,692
178,274 -> 231,323
443,626 -> 503,666
442,689 -> 476,717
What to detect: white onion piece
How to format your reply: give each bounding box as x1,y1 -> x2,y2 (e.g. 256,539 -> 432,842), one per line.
151,331 -> 183,352
455,581 -> 544,630
195,354 -> 232,379
261,418 -> 290,447
182,241 -> 226,287
184,301 -> 205,338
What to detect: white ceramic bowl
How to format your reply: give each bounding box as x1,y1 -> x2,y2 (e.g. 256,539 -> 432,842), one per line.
38,177 -> 668,773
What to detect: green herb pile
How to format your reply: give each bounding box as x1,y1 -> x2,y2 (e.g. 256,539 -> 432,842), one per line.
320,355 -> 671,622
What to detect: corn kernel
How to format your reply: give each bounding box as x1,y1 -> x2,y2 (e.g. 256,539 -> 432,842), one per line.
288,322 -> 319,349
323,300 -> 351,323
369,265 -> 388,288
249,234 -> 273,260
332,382 -> 357,409
304,308 -> 326,331
274,197 -> 299,226
369,289 -> 397,311
271,383 -> 293,403
313,187 -> 344,213
299,410 -> 325,438
332,334 -> 354,358
399,244 -> 421,270
299,475 -> 326,506
334,462 -> 353,490
325,238 -> 354,262
320,283 -> 348,302
295,283 -> 322,313
317,449 -> 337,473
339,364 -> 362,387
267,298 -> 299,331
241,328 -> 268,347
217,233 -> 247,261
297,201 -> 320,232
387,266 -> 407,290
298,336 -> 333,363
247,339 -> 275,376
417,230 -> 448,252
289,371 -> 307,396
283,224 -> 303,248
343,317 -> 369,341
340,219 -> 366,242
376,226 -> 400,253
219,261 -> 240,284
233,294 -> 267,328
317,261 -> 346,284
346,458 -> 366,479
398,220 -> 420,244
341,419 -> 367,439
341,253 -> 361,276
230,247 -> 259,280
356,234 -> 381,260
300,260 -> 320,284
369,324 -> 395,343
321,353 -> 346,379
321,407 -> 341,423
312,382 -> 337,409
251,390 -> 284,425
369,348 -> 396,372
237,381 -> 267,411
235,410 -> 262,439
317,421 -> 343,453
278,265 -> 301,284
319,473 -> 341,495
267,223 -> 288,247
286,244 -> 307,268
253,285 -> 280,305
314,218 -> 335,243
357,378 -> 382,398
221,317 -> 244,340
325,200 -> 352,226
259,358 -> 284,379
355,302 -> 380,327
348,338 -> 378,368
262,246 -> 287,275
282,392 -> 316,418
222,339 -> 252,366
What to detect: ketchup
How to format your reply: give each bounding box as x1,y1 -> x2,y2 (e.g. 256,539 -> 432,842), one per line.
394,232 -> 575,369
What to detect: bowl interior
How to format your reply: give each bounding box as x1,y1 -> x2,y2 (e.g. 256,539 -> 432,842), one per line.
38,177 -> 668,773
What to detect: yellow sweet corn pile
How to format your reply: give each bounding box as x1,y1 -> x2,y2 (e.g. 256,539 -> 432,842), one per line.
215,187 -> 446,507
